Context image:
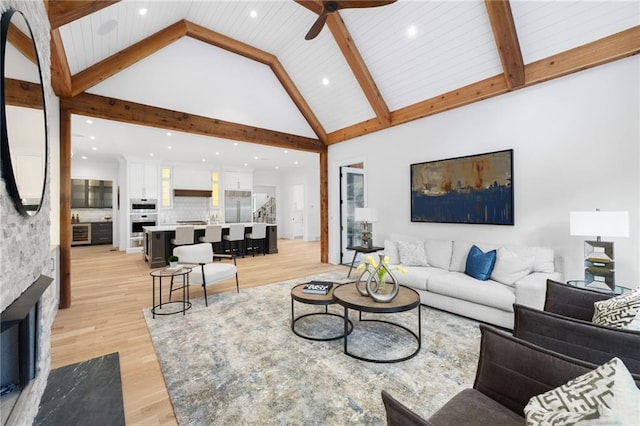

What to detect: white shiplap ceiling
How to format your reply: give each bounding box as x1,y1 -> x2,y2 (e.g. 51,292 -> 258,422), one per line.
52,0 -> 639,169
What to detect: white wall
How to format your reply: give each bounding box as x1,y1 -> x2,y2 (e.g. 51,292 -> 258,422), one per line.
278,167 -> 321,241
328,57 -> 640,287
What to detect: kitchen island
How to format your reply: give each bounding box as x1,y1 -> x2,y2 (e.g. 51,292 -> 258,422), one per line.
143,223 -> 277,268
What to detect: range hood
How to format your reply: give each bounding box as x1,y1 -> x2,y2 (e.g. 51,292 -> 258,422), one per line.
174,189 -> 212,197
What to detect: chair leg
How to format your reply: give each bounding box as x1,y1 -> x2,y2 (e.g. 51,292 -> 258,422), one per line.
235,273 -> 239,293
262,239 -> 265,256
169,276 -> 174,301
203,283 -> 208,307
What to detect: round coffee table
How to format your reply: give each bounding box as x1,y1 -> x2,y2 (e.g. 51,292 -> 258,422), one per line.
333,282 -> 421,363
290,282 -> 353,341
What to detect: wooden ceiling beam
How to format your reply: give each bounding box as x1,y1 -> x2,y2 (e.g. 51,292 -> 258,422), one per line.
7,22 -> 37,64
526,25 -> 640,85
4,78 -> 44,109
184,21 -> 328,144
60,92 -> 325,153
328,27 -> 639,144
70,20 -> 188,96
46,0 -> 120,30
51,29 -> 72,97
327,13 -> 391,126
484,0 -> 525,89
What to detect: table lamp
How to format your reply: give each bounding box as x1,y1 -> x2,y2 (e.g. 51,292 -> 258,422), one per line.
569,210 -> 629,288
355,207 -> 378,249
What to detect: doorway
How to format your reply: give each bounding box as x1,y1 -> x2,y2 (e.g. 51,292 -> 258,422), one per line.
339,165 -> 365,265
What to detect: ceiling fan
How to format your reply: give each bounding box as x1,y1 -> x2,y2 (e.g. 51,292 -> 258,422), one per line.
305,0 -> 397,40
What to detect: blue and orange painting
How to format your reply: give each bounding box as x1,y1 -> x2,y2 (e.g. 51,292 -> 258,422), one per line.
411,150 -> 513,225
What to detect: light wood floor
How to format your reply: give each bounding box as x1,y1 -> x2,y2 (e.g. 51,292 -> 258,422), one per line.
51,239 -> 346,425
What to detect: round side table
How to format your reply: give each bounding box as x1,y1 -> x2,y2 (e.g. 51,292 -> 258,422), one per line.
150,266 -> 193,317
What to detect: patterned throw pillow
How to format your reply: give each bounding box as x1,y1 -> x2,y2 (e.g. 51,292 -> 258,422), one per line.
592,289 -> 640,329
464,245 -> 496,281
490,247 -> 535,286
384,240 -> 400,265
397,240 -> 428,266
524,357 -> 640,425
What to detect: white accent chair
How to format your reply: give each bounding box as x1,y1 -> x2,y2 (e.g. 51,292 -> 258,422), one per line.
171,243 -> 239,307
245,223 -> 267,257
223,224 -> 245,258
199,224 -> 222,254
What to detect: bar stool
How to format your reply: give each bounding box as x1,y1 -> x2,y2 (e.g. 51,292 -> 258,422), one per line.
199,224 -> 222,254
171,226 -> 194,252
223,224 -> 245,258
245,223 -> 267,257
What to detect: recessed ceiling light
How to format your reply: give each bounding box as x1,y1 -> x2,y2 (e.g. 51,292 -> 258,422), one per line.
167,146 -> 172,150
202,158 -> 206,162
139,8 -> 148,16
254,156 -> 258,160
244,163 -> 248,167
283,150 -> 288,154
149,153 -> 154,157
322,77 -> 330,86
407,25 -> 417,39
86,119 -> 93,124
81,156 -> 87,160
234,143 -> 239,146
92,147 -> 97,151
249,10 -> 257,18
89,135 -> 95,140
275,166 -> 279,170
215,152 -> 220,156
166,132 -> 172,137
294,161 -> 299,165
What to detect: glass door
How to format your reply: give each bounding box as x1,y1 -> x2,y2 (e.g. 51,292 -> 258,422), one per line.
340,166 -> 365,265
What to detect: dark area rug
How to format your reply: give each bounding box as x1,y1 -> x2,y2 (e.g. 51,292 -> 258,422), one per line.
35,352 -> 125,426
145,272 -> 482,425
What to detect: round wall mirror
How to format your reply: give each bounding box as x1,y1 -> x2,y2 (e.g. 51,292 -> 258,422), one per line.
1,9 -> 48,217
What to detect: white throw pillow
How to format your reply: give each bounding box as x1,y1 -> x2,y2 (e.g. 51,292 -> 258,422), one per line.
524,357 -> 640,425
397,240 -> 429,267
592,289 -> 640,329
424,240 -> 452,270
384,240 -> 400,265
449,241 -> 474,272
490,247 -> 535,286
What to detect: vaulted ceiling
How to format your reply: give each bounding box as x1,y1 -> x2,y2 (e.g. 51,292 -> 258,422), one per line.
40,0 -> 639,166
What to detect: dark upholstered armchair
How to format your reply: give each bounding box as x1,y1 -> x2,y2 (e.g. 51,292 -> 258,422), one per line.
382,325 -> 640,426
543,279 -> 615,320
512,279 -> 640,374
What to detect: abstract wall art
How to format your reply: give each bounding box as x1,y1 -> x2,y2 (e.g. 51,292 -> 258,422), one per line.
410,149 -> 513,225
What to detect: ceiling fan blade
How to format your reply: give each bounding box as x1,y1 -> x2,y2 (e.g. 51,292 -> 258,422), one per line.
305,13 -> 329,40
335,0 -> 397,10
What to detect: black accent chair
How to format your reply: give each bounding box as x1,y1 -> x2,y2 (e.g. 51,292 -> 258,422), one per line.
543,278 -> 615,321
381,325 -> 640,426
511,279 -> 640,375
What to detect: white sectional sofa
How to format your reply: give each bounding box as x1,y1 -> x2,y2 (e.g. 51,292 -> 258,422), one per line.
378,234 -> 563,329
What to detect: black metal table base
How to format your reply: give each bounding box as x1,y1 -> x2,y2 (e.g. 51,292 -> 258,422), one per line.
342,307 -> 422,363
152,300 -> 192,316
291,302 -> 353,341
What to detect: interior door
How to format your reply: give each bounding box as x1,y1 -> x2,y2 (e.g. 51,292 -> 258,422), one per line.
340,166 -> 365,265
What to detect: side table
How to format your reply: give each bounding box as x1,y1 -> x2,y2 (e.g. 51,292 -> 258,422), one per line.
346,245 -> 384,277
566,280 -> 629,295
150,266 -> 193,318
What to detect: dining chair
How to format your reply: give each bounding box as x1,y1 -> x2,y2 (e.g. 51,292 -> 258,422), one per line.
171,243 -> 239,307
199,224 -> 222,254
223,224 -> 245,258
245,223 -> 267,257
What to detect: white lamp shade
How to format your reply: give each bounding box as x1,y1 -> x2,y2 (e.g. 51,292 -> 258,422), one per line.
569,211 -> 630,238
355,208 -> 378,222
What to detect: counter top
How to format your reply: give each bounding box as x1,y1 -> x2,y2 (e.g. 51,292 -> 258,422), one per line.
73,220 -> 112,224
143,223 -> 275,232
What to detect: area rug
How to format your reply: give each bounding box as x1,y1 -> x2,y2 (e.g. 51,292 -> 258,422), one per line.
35,352 -> 125,426
144,271 -> 482,425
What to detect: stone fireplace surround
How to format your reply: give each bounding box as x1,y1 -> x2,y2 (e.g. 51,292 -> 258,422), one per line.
0,0 -> 57,424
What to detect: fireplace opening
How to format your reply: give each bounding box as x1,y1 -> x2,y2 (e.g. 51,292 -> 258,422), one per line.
0,275 -> 52,424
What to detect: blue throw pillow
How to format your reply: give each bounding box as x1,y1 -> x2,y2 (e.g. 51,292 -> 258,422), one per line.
465,245 -> 497,281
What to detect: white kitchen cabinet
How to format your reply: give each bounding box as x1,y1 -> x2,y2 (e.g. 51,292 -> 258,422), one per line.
173,167 -> 211,190
224,170 -> 253,191
129,161 -> 159,198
